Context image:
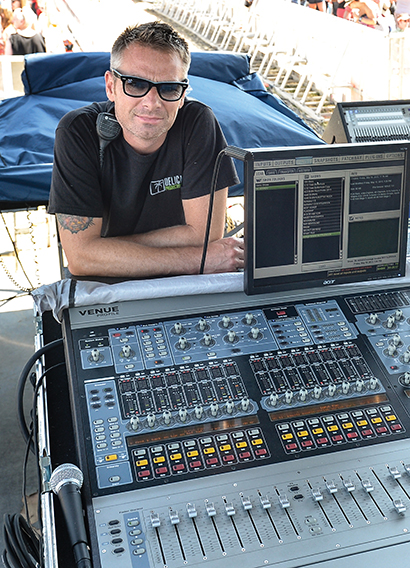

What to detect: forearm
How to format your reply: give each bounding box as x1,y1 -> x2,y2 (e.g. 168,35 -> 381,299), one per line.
66,236 -> 205,278
116,223 -> 206,248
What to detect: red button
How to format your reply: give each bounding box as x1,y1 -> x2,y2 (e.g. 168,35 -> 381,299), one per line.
223,455 -> 235,462
301,440 -> 313,447
317,437 -> 329,444
362,429 -> 374,436
206,457 -> 219,465
255,448 -> 267,456
286,443 -> 298,450
391,424 -> 403,431
189,460 -> 202,468
347,432 -> 358,439
173,464 -> 185,471
155,467 -> 168,474
376,426 -> 388,434
239,452 -> 251,459
332,435 -> 343,442
138,469 -> 151,477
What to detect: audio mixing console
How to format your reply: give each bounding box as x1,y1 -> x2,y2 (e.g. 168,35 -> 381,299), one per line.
60,284 -> 410,568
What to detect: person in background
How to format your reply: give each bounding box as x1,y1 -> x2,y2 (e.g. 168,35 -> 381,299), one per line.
48,21 -> 244,280
0,7 -> 13,54
5,5 -> 45,54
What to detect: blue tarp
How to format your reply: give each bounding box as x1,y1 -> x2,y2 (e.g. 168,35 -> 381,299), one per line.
0,51 -> 323,205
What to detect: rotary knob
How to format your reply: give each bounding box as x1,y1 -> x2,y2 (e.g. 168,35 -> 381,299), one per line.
178,337 -> 189,350
90,348 -> 101,362
197,318 -> 207,331
226,400 -> 235,414
227,330 -> 237,343
221,315 -> 232,328
178,408 -> 188,422
210,402 -> 219,417
386,315 -> 395,329
202,333 -> 213,346
245,312 -> 255,325
299,387 -> 308,402
129,415 -> 140,431
194,405 -> 204,420
173,322 -> 183,334
162,410 -> 172,425
368,313 -> 378,325
121,344 -> 132,358
327,383 -> 337,397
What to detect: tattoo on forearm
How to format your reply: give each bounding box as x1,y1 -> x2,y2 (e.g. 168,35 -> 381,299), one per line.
57,214 -> 95,234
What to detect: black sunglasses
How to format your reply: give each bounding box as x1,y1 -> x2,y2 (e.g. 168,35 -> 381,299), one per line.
112,69 -> 189,102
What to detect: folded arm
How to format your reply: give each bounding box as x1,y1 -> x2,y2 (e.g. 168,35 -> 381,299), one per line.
57,189 -> 244,278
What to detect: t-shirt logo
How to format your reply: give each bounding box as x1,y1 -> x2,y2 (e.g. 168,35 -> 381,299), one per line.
150,175 -> 182,195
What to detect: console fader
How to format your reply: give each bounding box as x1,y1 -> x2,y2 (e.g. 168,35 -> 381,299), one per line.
61,285 -> 410,568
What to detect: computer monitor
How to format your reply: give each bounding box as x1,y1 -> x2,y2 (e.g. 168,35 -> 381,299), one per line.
241,141 -> 410,295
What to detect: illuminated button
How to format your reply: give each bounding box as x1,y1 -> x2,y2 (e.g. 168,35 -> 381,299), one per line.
347,432 -> 358,439
251,438 -> 263,445
386,414 -> 397,421
105,454 -> 118,462
342,422 -> 354,429
371,417 -> 382,424
170,453 -> 182,461
362,429 -> 373,436
357,420 -> 368,426
136,459 -> 148,467
282,433 -> 293,440
204,447 -> 215,455
297,430 -> 309,437
236,441 -> 248,448
187,450 -> 198,458
327,425 -> 338,432
312,428 -> 323,435
153,456 -> 165,464
220,445 -> 232,452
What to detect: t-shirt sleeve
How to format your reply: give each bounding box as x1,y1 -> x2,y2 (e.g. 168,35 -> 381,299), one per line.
179,102 -> 240,200
48,111 -> 103,217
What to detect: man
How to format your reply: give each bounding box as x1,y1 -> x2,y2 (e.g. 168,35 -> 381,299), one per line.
48,21 -> 244,280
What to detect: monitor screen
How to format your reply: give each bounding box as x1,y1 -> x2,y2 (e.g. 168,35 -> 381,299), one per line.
242,141 -> 410,295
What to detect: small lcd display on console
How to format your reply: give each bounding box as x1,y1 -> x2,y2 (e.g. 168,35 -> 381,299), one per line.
242,142 -> 410,295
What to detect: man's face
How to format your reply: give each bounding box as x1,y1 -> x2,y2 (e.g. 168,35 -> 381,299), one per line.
105,44 -> 188,155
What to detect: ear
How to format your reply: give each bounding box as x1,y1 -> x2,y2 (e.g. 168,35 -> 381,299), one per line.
105,70 -> 115,102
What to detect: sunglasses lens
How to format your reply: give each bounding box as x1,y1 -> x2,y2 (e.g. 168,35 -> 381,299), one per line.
124,77 -> 150,97
158,83 -> 185,101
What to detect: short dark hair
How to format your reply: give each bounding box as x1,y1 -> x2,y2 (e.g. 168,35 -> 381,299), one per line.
111,21 -> 190,73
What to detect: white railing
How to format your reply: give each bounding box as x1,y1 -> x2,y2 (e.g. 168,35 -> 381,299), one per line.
155,0 -> 410,115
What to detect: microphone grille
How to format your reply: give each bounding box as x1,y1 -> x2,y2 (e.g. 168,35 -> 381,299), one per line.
49,463 -> 84,494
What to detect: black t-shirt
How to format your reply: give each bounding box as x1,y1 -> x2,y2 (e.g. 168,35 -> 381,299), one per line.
49,100 -> 239,238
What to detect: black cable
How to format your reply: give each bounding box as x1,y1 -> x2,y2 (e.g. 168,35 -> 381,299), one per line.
3,360 -> 66,568
17,338 -> 64,453
199,149 -> 226,274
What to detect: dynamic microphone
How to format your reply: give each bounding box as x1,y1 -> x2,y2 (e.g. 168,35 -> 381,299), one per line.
49,463 -> 92,568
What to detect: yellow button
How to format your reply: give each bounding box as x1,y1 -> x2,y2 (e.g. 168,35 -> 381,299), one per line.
136,459 -> 148,467
297,430 -> 308,437
236,441 -> 247,448
342,422 -> 353,429
371,417 -> 382,424
187,450 -> 198,458
312,428 -> 323,435
153,456 -> 165,464
105,454 -> 118,462
220,444 -> 231,452
170,453 -> 182,461
251,439 -> 263,445
386,415 -> 396,421
204,447 -> 215,454
282,433 -> 293,440
357,420 -> 368,426
327,425 -> 338,432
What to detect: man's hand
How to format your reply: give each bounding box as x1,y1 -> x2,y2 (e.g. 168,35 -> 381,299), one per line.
204,237 -> 244,274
